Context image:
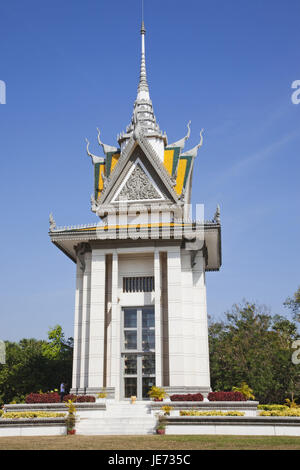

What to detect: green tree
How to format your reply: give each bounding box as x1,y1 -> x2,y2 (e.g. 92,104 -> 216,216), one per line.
209,302 -> 300,404
42,325 -> 73,360
0,326 -> 73,405
284,287 -> 300,323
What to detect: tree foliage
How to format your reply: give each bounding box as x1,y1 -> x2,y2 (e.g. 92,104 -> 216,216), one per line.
284,287 -> 300,323
0,326 -> 73,405
209,301 -> 300,404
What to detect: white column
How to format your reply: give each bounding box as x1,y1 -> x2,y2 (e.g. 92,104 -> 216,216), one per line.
71,261 -> 83,392
79,252 -> 92,391
180,250 -> 195,387
192,251 -> 210,389
154,249 -> 162,386
87,249 -> 106,391
109,251 -> 120,399
167,246 -> 184,387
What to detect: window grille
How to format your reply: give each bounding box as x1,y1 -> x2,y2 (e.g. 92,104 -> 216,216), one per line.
123,276 -> 155,293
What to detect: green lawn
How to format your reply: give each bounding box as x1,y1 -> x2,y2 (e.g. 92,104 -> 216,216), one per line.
0,434 -> 300,450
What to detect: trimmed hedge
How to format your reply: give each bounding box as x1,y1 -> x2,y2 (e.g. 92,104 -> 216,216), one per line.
25,393 -> 60,404
207,392 -> 246,402
180,410 -> 245,416
63,394 -> 95,403
259,409 -> 300,417
170,393 -> 204,402
2,411 -> 66,419
25,393 -> 95,404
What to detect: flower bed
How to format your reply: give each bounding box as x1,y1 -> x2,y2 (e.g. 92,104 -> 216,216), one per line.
26,393 -> 61,404
259,409 -> 300,417
170,393 -> 204,402
258,404 -> 289,411
1,411 -> 66,419
25,393 -> 95,404
179,410 -> 245,416
63,394 -> 95,403
207,392 -> 246,402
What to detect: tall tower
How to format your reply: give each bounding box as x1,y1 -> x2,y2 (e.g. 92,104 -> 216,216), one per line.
49,18 -> 222,400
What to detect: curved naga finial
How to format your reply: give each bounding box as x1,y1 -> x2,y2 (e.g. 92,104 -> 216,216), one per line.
85,138 -> 105,165
181,129 -> 204,158
97,128 -> 118,155
168,120 -> 191,150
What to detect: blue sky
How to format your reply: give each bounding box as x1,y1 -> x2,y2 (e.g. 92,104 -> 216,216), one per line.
0,0 -> 299,341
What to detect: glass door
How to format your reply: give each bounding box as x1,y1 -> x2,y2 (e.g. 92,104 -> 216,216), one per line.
122,307 -> 155,400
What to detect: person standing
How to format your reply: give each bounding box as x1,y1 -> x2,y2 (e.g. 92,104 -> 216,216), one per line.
60,382 -> 65,402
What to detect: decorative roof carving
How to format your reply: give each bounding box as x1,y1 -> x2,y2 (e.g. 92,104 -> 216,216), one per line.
98,131 -> 180,207
115,163 -> 162,202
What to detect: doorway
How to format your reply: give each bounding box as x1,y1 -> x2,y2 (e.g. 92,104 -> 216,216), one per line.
121,306 -> 156,400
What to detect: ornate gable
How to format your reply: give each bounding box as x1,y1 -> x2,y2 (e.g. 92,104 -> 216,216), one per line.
113,160 -> 164,203
97,135 -> 179,208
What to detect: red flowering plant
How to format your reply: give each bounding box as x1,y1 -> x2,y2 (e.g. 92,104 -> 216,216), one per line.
63,395 -> 95,403
25,393 -> 60,404
207,392 -> 246,402
25,393 -> 96,404
170,393 -> 204,402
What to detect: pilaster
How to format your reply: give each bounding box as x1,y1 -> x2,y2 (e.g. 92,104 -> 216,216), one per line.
71,261 -> 83,393
87,249 -> 106,391
109,251 -> 120,398
154,249 -> 162,386
167,246 -> 184,387
79,252 -> 92,392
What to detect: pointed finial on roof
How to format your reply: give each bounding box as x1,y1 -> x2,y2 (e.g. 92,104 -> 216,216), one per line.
181,129 -> 204,158
85,138 -> 105,165
137,5 -> 149,100
97,128 -> 118,155
169,121 -> 192,150
118,1 -> 167,150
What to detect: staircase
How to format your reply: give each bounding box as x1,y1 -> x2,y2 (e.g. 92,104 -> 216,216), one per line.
76,401 -> 157,435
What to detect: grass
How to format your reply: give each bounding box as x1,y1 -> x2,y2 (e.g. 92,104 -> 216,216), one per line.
0,435 -> 300,450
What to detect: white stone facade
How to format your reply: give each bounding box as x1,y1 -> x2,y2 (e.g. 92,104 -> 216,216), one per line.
70,244 -> 211,400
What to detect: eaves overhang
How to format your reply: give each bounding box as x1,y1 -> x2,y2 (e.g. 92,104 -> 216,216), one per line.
49,221 -> 222,272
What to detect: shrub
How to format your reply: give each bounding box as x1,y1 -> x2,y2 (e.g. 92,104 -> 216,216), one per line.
259,409 -> 300,417
25,393 -> 60,404
161,405 -> 174,415
258,404 -> 289,411
148,386 -> 167,401
2,412 -> 66,419
63,394 -> 95,403
208,392 -> 246,402
232,382 -> 255,400
170,393 -> 204,402
25,393 -> 95,404
180,410 -> 244,416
